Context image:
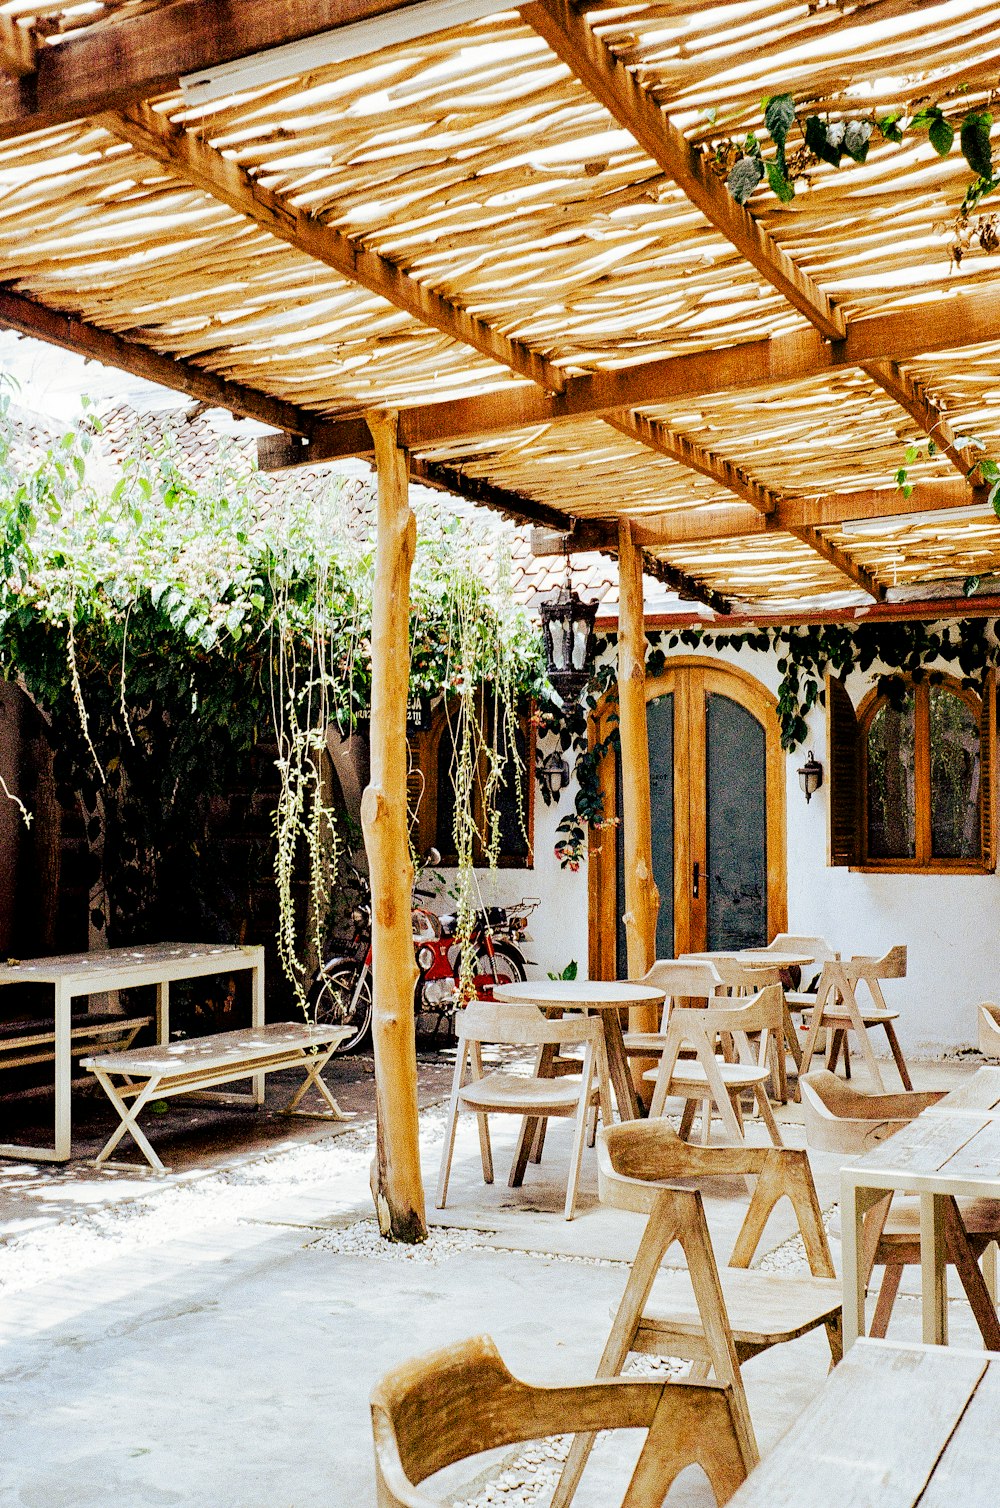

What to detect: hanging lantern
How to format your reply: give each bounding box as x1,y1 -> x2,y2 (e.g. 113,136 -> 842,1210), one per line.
540,549 -> 599,706
797,749 -> 824,803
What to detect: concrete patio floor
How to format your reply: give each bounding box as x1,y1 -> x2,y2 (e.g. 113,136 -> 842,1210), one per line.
0,1052 -> 990,1506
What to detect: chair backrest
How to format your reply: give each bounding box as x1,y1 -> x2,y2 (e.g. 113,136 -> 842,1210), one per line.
642,959 -> 724,1001
454,999 -> 602,1049
371,1333 -> 750,1508
668,985 -> 784,1068
979,1002 -> 1000,1060
766,934 -> 839,962
847,944 -> 907,981
597,1120 -> 835,1278
799,1070 -> 944,1155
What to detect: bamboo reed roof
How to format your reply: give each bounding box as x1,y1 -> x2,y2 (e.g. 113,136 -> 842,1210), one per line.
3,0 -> 1000,611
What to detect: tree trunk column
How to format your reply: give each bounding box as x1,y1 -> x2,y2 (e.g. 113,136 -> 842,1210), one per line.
361,411 -> 427,1243
616,520 -> 660,1089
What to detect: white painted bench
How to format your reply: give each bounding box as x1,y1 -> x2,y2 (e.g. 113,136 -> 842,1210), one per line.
82,1021 -> 352,1172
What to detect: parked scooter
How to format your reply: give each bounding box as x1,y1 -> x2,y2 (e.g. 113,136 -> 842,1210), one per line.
308,855 -> 537,1052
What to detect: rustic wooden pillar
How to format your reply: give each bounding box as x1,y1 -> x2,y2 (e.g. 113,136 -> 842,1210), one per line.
617,520 -> 660,1084
361,411 -> 427,1243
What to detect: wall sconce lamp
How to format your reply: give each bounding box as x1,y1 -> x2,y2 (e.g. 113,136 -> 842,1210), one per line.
797,750 -> 823,803
537,749 -> 571,798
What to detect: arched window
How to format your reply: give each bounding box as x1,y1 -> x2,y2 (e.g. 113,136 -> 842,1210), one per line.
408,699 -> 534,868
830,672 -> 995,872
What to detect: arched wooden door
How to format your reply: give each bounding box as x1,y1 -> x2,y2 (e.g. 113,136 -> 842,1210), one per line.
590,660 -> 786,978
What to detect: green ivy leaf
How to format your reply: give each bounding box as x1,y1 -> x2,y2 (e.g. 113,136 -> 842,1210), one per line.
766,159 -> 796,202
804,115 -> 842,166
961,110 -> 994,179
763,93 -> 796,148
927,439 -> 937,457
928,114 -> 955,157
877,110 -> 904,143
904,445 -> 920,466
843,119 -> 873,162
726,154 -> 765,203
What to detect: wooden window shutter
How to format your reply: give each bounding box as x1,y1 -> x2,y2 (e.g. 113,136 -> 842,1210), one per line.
826,673 -> 860,866
979,671 -> 997,871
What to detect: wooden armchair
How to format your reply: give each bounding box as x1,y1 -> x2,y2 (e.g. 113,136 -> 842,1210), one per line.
646,986 -> 785,1148
979,1002 -> 1000,1059
550,1120 -> 840,1507
435,999 -> 612,1220
623,959 -> 724,1059
800,1069 -> 1000,1341
371,1333 -> 750,1508
710,959 -> 797,1103
798,947 -> 911,1092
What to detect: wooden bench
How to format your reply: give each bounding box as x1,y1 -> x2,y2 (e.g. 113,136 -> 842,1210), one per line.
82,1021 -> 352,1172
0,1014 -> 152,1074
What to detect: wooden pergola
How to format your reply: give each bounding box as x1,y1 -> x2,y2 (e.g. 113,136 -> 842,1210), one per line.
3,0 -> 1000,1235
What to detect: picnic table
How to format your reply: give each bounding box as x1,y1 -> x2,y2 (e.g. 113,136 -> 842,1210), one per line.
728,1337 -> 999,1506
841,1066 -> 1000,1350
0,942 -> 264,1162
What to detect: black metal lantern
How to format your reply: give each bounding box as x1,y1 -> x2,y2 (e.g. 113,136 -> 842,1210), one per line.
537,748 -> 571,797
540,551 -> 598,706
797,749 -> 823,803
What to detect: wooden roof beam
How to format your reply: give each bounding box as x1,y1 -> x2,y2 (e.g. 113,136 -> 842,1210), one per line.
257,283 -> 1000,458
0,0 -> 445,142
0,285 -> 320,437
860,359 -> 977,480
783,523 -> 883,599
520,0 -> 845,341
102,104 -> 561,394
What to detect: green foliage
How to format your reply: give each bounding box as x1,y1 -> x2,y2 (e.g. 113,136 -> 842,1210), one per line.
0,391 -> 545,994
547,959 -> 578,980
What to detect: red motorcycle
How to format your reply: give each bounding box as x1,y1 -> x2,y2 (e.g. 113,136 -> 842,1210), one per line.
309,861 -> 537,1052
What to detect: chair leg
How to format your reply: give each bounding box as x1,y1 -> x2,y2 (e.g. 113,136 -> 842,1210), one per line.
881,1021 -> 913,1091
753,1084 -> 785,1148
700,1098 -> 712,1145
435,1042 -> 469,1209
982,1239 -> 998,1305
586,1100 -> 598,1148
471,1043 -> 493,1184
678,1100 -> 696,1141
563,1047 -> 595,1221
870,1264 -> 903,1338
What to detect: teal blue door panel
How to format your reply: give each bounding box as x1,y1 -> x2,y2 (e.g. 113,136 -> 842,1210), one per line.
705,692 -> 767,950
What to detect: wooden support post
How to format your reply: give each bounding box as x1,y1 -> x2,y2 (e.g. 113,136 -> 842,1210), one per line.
361,411 -> 427,1243
616,521 -> 660,1093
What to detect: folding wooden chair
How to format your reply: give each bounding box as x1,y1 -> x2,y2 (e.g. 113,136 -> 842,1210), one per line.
371,1333 -> 750,1508
801,1069 -> 1000,1342
645,986 -> 785,1149
711,958 -> 797,1104
550,1120 -> 841,1508
435,999 -> 612,1220
798,947 -> 911,1092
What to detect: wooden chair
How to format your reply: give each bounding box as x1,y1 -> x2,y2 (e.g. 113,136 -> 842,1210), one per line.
435,999 -> 612,1220
622,959 -> 724,1059
551,1120 -> 841,1507
645,986 -> 785,1149
979,1001 -> 1000,1059
710,958 -> 797,1104
798,947 -> 911,1092
371,1333 -> 750,1508
800,1069 -> 1000,1340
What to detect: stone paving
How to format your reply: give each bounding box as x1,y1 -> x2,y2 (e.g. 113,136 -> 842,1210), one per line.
0,1051 -> 990,1506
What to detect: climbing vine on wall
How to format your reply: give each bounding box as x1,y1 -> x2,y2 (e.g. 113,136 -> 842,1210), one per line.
543,618 -> 1000,842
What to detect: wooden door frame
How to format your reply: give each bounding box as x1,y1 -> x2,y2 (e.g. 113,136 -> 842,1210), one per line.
588,657 -> 787,979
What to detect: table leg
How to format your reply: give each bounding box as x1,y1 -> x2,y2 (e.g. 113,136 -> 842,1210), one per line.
841,1175 -> 885,1349
156,980 -> 170,1046
251,948 -> 265,1105
604,1011 -> 642,1122
921,1193 -> 949,1345
941,1196 -> 1000,1351
510,1043 -> 555,1187
53,982 -> 72,1161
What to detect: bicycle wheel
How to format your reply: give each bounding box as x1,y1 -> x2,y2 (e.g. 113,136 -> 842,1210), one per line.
310,962 -> 373,1053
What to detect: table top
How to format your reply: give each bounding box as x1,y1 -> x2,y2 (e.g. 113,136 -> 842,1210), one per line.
728,1338 -> 997,1506
0,942 -> 263,987
493,979 -> 665,1009
682,949 -> 815,969
82,1022 -> 348,1076
842,1067 -> 1000,1197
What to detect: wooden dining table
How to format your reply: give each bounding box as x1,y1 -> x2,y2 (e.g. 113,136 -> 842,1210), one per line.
493,979 -> 665,1124
840,1066 -> 1000,1352
728,1337 -> 999,1507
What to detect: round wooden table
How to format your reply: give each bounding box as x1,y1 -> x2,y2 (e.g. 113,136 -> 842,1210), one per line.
682,949 -> 816,970
493,979 -> 664,1124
